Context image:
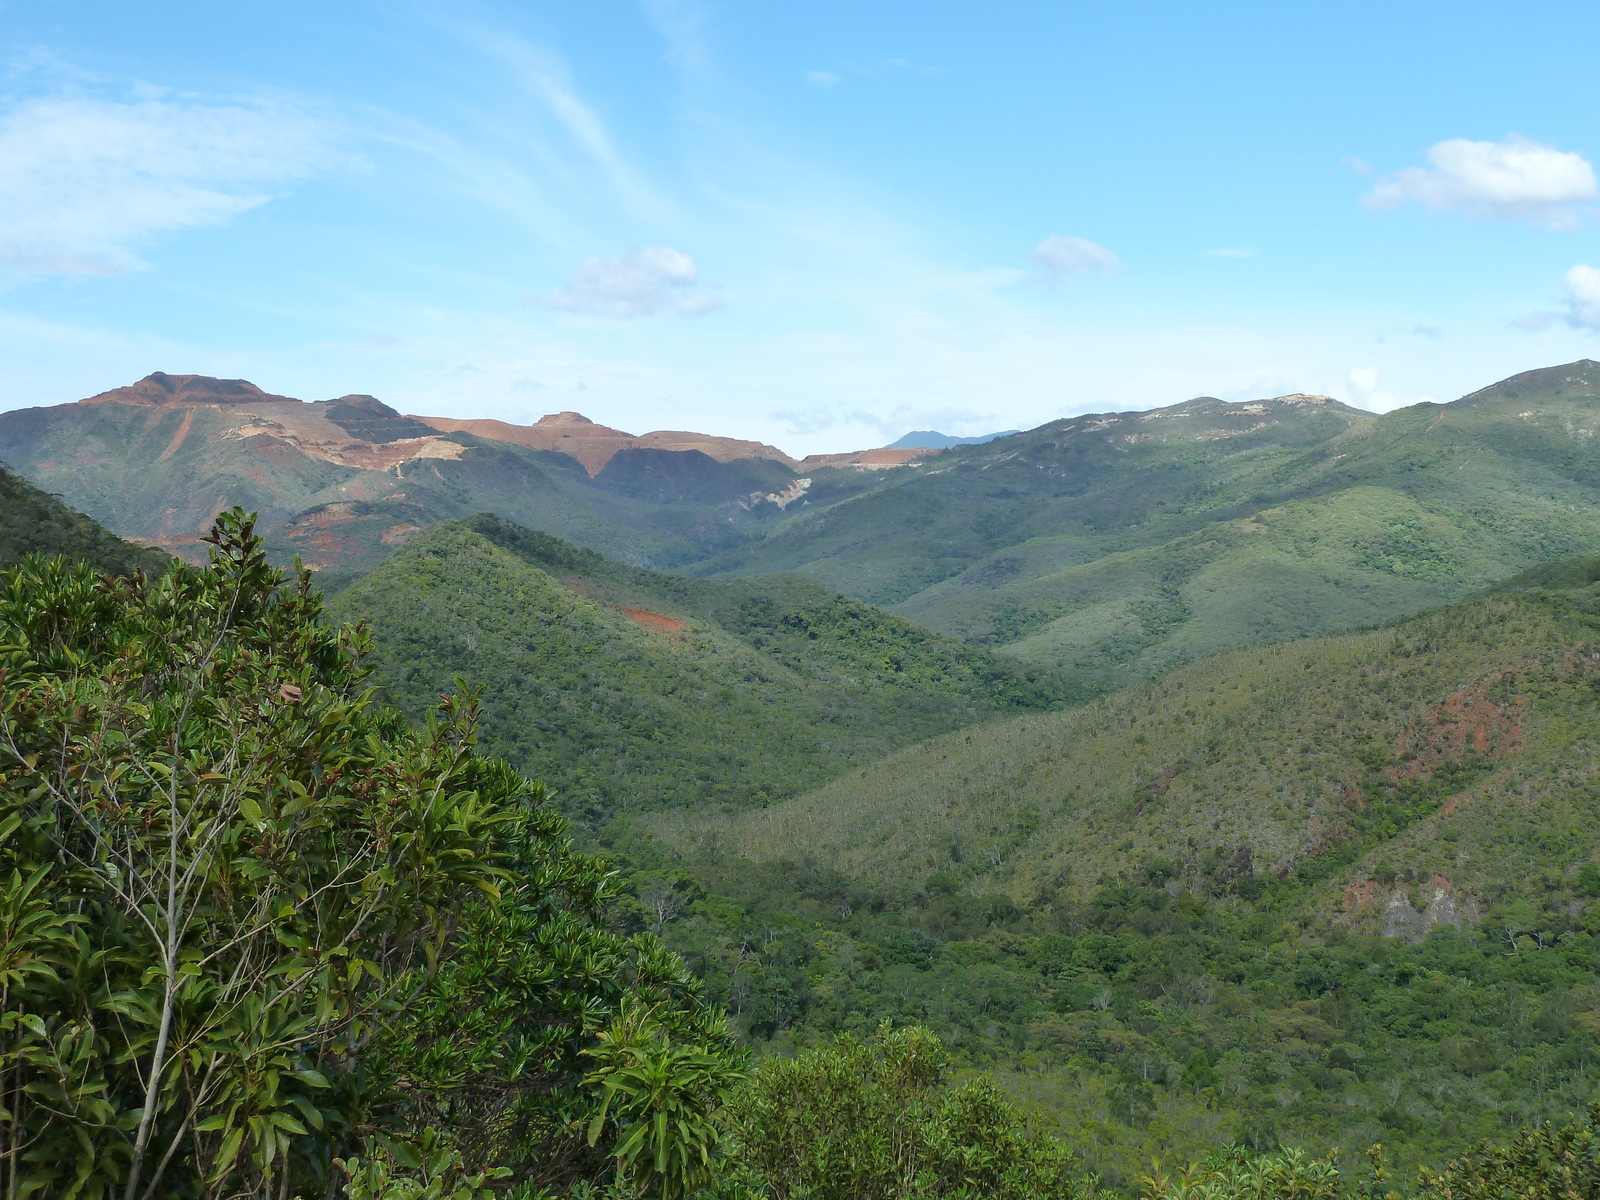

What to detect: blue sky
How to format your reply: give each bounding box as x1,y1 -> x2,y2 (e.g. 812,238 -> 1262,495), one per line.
4,0 -> 1600,453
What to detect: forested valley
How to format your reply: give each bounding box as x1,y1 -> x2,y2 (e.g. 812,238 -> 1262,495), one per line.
3,469 -> 1600,1197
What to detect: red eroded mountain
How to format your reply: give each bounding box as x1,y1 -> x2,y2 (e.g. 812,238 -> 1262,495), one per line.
411,410 -> 800,475
0,373 -> 934,572
78,372 -> 300,407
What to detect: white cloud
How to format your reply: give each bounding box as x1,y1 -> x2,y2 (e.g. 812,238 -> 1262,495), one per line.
1561,264 -> 1600,330
1363,134 -> 1597,230
0,95 -> 335,275
531,246 -> 720,317
804,70 -> 841,88
1346,366 -> 1438,413
1030,234 -> 1120,282
1514,263 -> 1600,331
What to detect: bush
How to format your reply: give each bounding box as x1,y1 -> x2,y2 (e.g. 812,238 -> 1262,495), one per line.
727,1024 -> 1109,1200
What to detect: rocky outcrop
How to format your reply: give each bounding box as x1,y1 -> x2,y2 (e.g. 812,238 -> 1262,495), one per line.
797,447 -> 941,470
1339,874 -> 1480,941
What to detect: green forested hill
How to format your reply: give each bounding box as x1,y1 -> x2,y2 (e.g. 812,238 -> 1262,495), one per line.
654,571 -> 1600,910
698,361 -> 1600,691
629,567 -> 1600,1184
327,515 -> 1072,822
18,362 -> 1600,697
0,459 -> 168,575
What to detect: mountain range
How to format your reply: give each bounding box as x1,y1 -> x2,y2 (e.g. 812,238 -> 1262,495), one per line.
653,558 -> 1600,917
11,360 -> 1600,697
10,395 -> 1600,1182
703,362 -> 1600,691
0,371 -> 930,577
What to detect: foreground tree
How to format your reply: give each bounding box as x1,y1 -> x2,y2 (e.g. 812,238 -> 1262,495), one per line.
0,511 -> 734,1199
1140,1103 -> 1600,1200
727,1023 -> 1110,1200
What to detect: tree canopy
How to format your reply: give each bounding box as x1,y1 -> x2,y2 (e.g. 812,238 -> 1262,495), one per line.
0,511 -> 731,1199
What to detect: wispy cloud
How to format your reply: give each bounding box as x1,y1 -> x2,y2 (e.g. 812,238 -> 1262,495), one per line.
530,246 -> 719,317
0,94 -> 335,275
1363,134 -> 1597,230
804,70 -> 841,88
1204,247 -> 1254,258
438,20 -> 665,221
640,0 -> 714,75
1030,234 -> 1120,283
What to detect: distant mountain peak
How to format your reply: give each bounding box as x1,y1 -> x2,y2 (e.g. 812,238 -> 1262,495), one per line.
1455,358 -> 1600,407
327,394 -> 396,416
887,429 -> 1020,450
80,372 -> 298,408
1153,392 -> 1368,419
415,411 -> 795,475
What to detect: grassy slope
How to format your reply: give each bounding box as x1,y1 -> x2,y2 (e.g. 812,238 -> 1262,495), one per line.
697,362 -> 1600,691
328,515 -> 1072,822
0,461 -> 168,576
651,572 -> 1600,923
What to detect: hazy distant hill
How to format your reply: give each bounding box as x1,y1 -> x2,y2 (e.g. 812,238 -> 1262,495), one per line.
697,362 -> 1600,689
887,429 -> 1020,449
0,460 -> 167,576
327,514 -> 1073,822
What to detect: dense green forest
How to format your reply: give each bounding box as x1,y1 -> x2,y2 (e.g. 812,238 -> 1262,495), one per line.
619,565 -> 1600,1184
326,515 -> 1073,822
8,503 -> 1600,1198
0,510 -> 1104,1199
316,510 -> 1600,1189
651,573 -> 1600,902
609,831 -> 1600,1186
0,460 -> 168,576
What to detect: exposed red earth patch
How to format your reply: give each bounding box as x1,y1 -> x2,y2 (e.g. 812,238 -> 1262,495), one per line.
414,411 -> 800,476
1392,683 -> 1523,780
622,607 -> 684,635
1341,874 -> 1454,912
158,406 -> 196,461
1341,879 -> 1382,910
380,523 -> 421,546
